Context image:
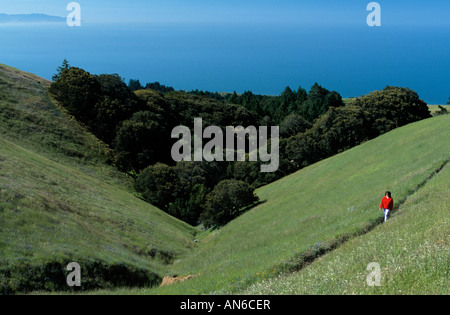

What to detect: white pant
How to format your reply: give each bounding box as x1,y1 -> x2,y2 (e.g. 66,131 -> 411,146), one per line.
384,209 -> 390,222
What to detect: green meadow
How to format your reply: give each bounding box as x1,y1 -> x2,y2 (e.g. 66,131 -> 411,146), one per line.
1,64 -> 448,294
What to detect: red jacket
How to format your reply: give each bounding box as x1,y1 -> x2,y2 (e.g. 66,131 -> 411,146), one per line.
380,196 -> 393,210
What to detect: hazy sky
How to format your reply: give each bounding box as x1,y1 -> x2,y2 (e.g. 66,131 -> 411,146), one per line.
2,0 -> 450,26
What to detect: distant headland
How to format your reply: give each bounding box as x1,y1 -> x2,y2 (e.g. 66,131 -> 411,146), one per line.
0,13 -> 65,24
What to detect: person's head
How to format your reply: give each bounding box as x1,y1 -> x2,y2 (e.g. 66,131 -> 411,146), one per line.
385,191 -> 391,198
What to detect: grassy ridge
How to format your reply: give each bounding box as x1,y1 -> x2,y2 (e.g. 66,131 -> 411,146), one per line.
0,64 -> 112,166
243,159 -> 449,294
0,65 -> 198,293
126,114 -> 448,295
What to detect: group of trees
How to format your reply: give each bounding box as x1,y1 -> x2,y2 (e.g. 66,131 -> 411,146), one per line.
49,62 -> 260,227
49,61 -> 432,228
49,63 -> 144,144
134,162 -> 258,227
227,83 -> 345,125
128,79 -> 175,93
284,87 -> 430,171
202,86 -> 431,190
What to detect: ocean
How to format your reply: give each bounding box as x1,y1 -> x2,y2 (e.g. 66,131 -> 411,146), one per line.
1,21 -> 449,104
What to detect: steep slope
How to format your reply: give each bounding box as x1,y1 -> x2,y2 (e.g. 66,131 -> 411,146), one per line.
0,64 -> 198,294
243,159 -> 449,294
142,114 -> 449,295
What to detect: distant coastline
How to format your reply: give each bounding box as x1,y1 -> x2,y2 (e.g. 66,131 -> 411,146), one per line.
0,13 -> 65,24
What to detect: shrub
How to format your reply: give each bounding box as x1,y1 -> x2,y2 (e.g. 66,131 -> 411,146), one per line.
435,105 -> 448,116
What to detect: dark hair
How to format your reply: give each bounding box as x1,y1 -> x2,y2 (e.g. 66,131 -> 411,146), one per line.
385,191 -> 391,197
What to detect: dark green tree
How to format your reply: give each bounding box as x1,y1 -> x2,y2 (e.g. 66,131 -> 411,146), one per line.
240,91 -> 262,114
281,86 -> 296,104
128,79 -> 143,92
52,59 -> 71,81
300,83 -> 330,122
323,91 -> 345,109
93,74 -> 142,142
145,82 -> 175,93
114,111 -> 171,171
279,113 -> 312,137
285,130 -> 317,169
135,163 -> 178,211
352,86 -> 431,137
48,67 -> 101,124
168,184 -> 208,225
201,179 -> 259,228
228,91 -> 239,104
311,106 -> 369,157
293,87 -> 308,113
296,87 -> 307,104
275,86 -> 296,122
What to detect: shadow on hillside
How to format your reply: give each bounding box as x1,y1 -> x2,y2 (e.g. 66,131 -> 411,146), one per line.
241,199 -> 267,214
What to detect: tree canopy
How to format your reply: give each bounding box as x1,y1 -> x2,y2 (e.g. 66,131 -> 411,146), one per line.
201,180 -> 259,228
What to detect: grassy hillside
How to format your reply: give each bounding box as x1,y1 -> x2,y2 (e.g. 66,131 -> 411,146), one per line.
117,114 -> 448,295
0,64 -> 110,165
243,160 -> 449,294
0,64 -> 198,294
1,63 -> 448,295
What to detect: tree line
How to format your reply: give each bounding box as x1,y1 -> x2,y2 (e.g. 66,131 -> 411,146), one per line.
49,60 -> 431,228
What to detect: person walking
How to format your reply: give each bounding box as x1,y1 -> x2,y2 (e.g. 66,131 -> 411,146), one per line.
380,191 -> 393,222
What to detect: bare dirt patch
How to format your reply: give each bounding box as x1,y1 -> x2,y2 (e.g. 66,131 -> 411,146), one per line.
160,275 -> 197,287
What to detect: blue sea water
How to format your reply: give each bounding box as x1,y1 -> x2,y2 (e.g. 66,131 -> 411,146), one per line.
1,21 -> 449,104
